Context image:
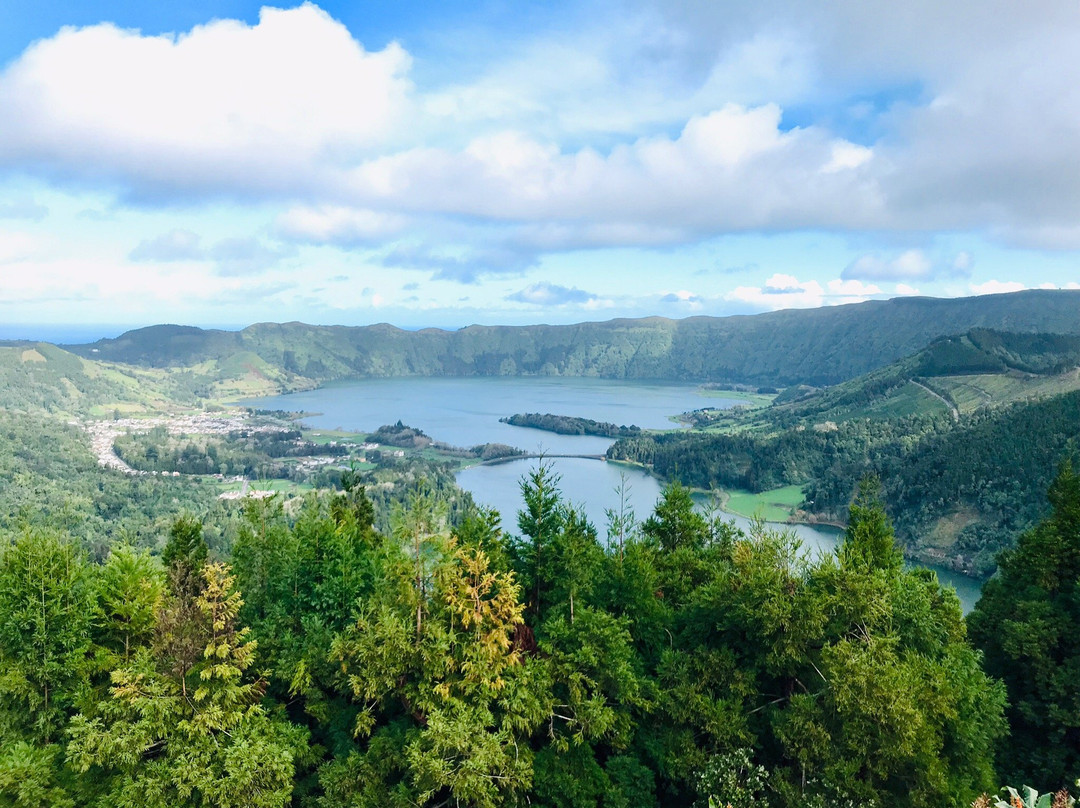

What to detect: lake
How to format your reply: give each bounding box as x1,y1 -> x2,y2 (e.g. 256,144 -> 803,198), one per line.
244,376 -> 982,611
244,376 -> 727,454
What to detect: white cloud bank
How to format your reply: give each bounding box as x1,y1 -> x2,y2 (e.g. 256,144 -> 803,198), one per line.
0,4 -> 411,197
0,5 -> 878,240
4,1 -> 1080,251
726,274 -> 883,310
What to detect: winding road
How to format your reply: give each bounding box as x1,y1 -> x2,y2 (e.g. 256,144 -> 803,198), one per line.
911,380 -> 959,422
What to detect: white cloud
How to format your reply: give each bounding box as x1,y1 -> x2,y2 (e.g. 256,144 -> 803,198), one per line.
129,229 -> 203,262
823,141 -> 872,173
0,4 -> 411,196
969,279 -> 1026,295
128,229 -> 291,276
0,231 -> 37,263
275,205 -> 408,244
842,249 -> 976,281
0,6 -> 880,241
506,281 -> 598,306
894,283 -> 921,296
952,251 -> 973,273
726,274 -> 882,310
660,289 -> 702,303
340,104 -> 880,234
843,249 -> 931,281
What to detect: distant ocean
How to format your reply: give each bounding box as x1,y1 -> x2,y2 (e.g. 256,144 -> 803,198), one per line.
0,322 -> 456,345
0,324 -> 236,345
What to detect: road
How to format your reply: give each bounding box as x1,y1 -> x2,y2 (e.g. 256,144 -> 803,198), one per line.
911,380 -> 959,422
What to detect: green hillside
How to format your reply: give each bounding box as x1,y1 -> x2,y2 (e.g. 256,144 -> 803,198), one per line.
610,328 -> 1080,575
65,289 -> 1080,389
745,328 -> 1080,427
0,342 -> 182,415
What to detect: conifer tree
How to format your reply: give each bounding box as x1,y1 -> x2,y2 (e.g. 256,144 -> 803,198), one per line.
969,461 -> 1080,791
68,562 -> 309,808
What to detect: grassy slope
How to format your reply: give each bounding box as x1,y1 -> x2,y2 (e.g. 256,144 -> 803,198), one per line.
721,484 -> 806,521
735,328 -> 1080,430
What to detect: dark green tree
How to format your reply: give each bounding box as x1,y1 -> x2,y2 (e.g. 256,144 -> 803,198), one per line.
969,461 -> 1080,791
0,529 -> 94,745
514,461 -> 565,625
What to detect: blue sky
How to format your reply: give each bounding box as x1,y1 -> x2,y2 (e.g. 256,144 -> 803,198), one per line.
1,1 -> 1078,333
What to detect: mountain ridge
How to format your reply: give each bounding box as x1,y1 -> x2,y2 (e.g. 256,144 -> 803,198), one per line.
64,289 -> 1080,389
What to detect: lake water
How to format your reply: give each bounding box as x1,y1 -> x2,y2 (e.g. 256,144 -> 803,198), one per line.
244,376 -> 727,454
244,377 -> 982,611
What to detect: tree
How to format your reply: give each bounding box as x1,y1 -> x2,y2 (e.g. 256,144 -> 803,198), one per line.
0,529 -> 94,745
514,461 -> 564,624
67,562 -> 310,808
969,462 -> 1080,791
155,516 -> 211,701
642,482 -> 710,553
327,538 -> 546,808
95,545 -> 164,667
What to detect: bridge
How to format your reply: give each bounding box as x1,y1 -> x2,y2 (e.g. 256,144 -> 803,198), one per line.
475,452 -> 608,466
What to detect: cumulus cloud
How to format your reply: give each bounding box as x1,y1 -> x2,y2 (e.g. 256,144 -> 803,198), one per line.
843,250 -> 931,281
0,6 -> 881,239
506,282 -> 598,306
842,249 -> 975,281
0,4 -> 411,198
726,274 -> 882,310
660,290 -> 703,304
129,229 -> 291,276
210,237 -> 294,277
969,280 -> 1026,295
341,104 -> 881,234
275,205 -> 408,245
382,243 -> 537,283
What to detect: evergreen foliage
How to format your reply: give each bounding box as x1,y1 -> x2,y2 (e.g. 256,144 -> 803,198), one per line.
0,467 -> 1069,807
969,462 -> 1080,791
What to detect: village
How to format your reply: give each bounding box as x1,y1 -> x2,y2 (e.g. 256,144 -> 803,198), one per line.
80,412 -> 408,500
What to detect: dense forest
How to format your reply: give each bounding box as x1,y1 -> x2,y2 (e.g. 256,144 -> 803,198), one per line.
3,463 -> 1079,806
501,413 -> 643,438
5,461 -> 1080,807
2,300 -> 1080,805
610,391 -> 1080,575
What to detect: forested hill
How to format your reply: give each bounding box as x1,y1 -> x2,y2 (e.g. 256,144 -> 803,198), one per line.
755,328 -> 1080,425
66,289 -> 1080,387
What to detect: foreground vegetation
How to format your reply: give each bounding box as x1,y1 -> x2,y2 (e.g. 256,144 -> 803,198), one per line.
2,458 -> 1078,807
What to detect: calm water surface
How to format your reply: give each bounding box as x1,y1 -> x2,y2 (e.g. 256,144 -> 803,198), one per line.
244,376 -> 728,454
244,377 -> 982,612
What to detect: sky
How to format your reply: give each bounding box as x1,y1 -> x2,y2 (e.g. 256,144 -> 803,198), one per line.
1,1 -> 1079,334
